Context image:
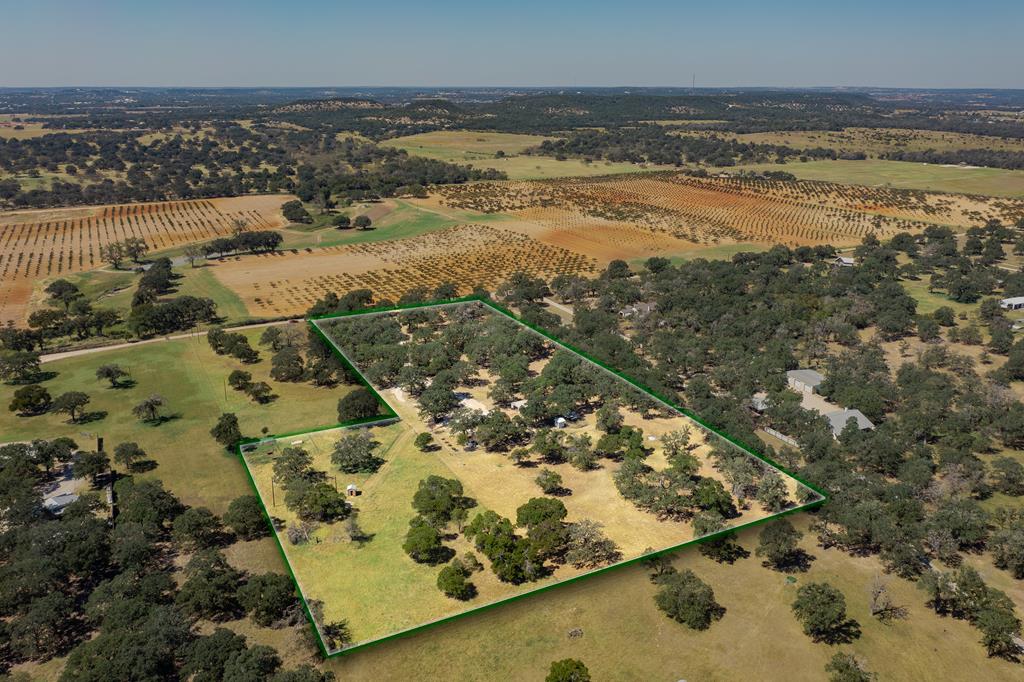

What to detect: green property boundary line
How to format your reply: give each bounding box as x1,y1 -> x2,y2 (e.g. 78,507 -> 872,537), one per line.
236,295 -> 828,658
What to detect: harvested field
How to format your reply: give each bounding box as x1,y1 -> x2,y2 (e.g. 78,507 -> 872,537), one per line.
436,172 -> 1024,246
0,194 -> 292,324
212,224 -> 600,317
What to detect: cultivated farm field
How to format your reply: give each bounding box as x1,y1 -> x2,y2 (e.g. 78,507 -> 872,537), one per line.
0,194 -> 291,324
201,173 -> 1024,319
211,223 -> 600,317
437,172 -> 1024,246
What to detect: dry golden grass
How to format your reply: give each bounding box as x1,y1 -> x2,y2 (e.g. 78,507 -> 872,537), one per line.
237,305 -> 811,649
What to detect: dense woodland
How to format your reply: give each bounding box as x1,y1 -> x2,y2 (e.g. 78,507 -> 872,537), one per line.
533,232 -> 1024,659
530,126 -> 845,166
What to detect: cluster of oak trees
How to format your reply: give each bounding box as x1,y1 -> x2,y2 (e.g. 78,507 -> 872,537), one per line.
531,126 -> 839,166
0,437 -> 334,680
0,124 -> 505,209
536,233 -> 1024,659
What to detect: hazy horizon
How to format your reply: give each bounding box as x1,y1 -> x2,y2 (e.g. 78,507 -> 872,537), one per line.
2,0 -> 1021,89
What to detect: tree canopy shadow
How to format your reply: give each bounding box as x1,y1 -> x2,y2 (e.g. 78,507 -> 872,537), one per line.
143,413 -> 182,427
816,618 -> 862,644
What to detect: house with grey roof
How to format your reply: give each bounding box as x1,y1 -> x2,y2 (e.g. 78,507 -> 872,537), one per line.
823,408 -> 875,438
786,369 -> 824,395
619,302 -> 655,318
754,369 -> 877,445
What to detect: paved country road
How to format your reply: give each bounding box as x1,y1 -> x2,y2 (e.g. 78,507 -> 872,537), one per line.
40,318 -> 302,364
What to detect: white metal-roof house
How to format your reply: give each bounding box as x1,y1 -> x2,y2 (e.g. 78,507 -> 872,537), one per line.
1000,296 -> 1024,311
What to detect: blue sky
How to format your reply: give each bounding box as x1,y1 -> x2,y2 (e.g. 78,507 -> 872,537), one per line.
1,0 -> 1021,88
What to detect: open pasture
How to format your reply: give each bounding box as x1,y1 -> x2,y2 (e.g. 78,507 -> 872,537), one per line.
380,131 -> 555,161
731,159 -> 1024,198
684,127 -> 1024,158
0,194 -> 291,324
0,326 -> 350,512
381,130 -> 671,180
0,114 -> 92,139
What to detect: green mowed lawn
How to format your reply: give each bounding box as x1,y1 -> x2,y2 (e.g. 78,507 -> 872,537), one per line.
276,200 -> 497,251
35,262 -> 254,327
734,159 -> 1024,197
380,131 -> 555,161
899,276 -> 977,316
0,328 -> 351,512
629,242 -> 773,267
